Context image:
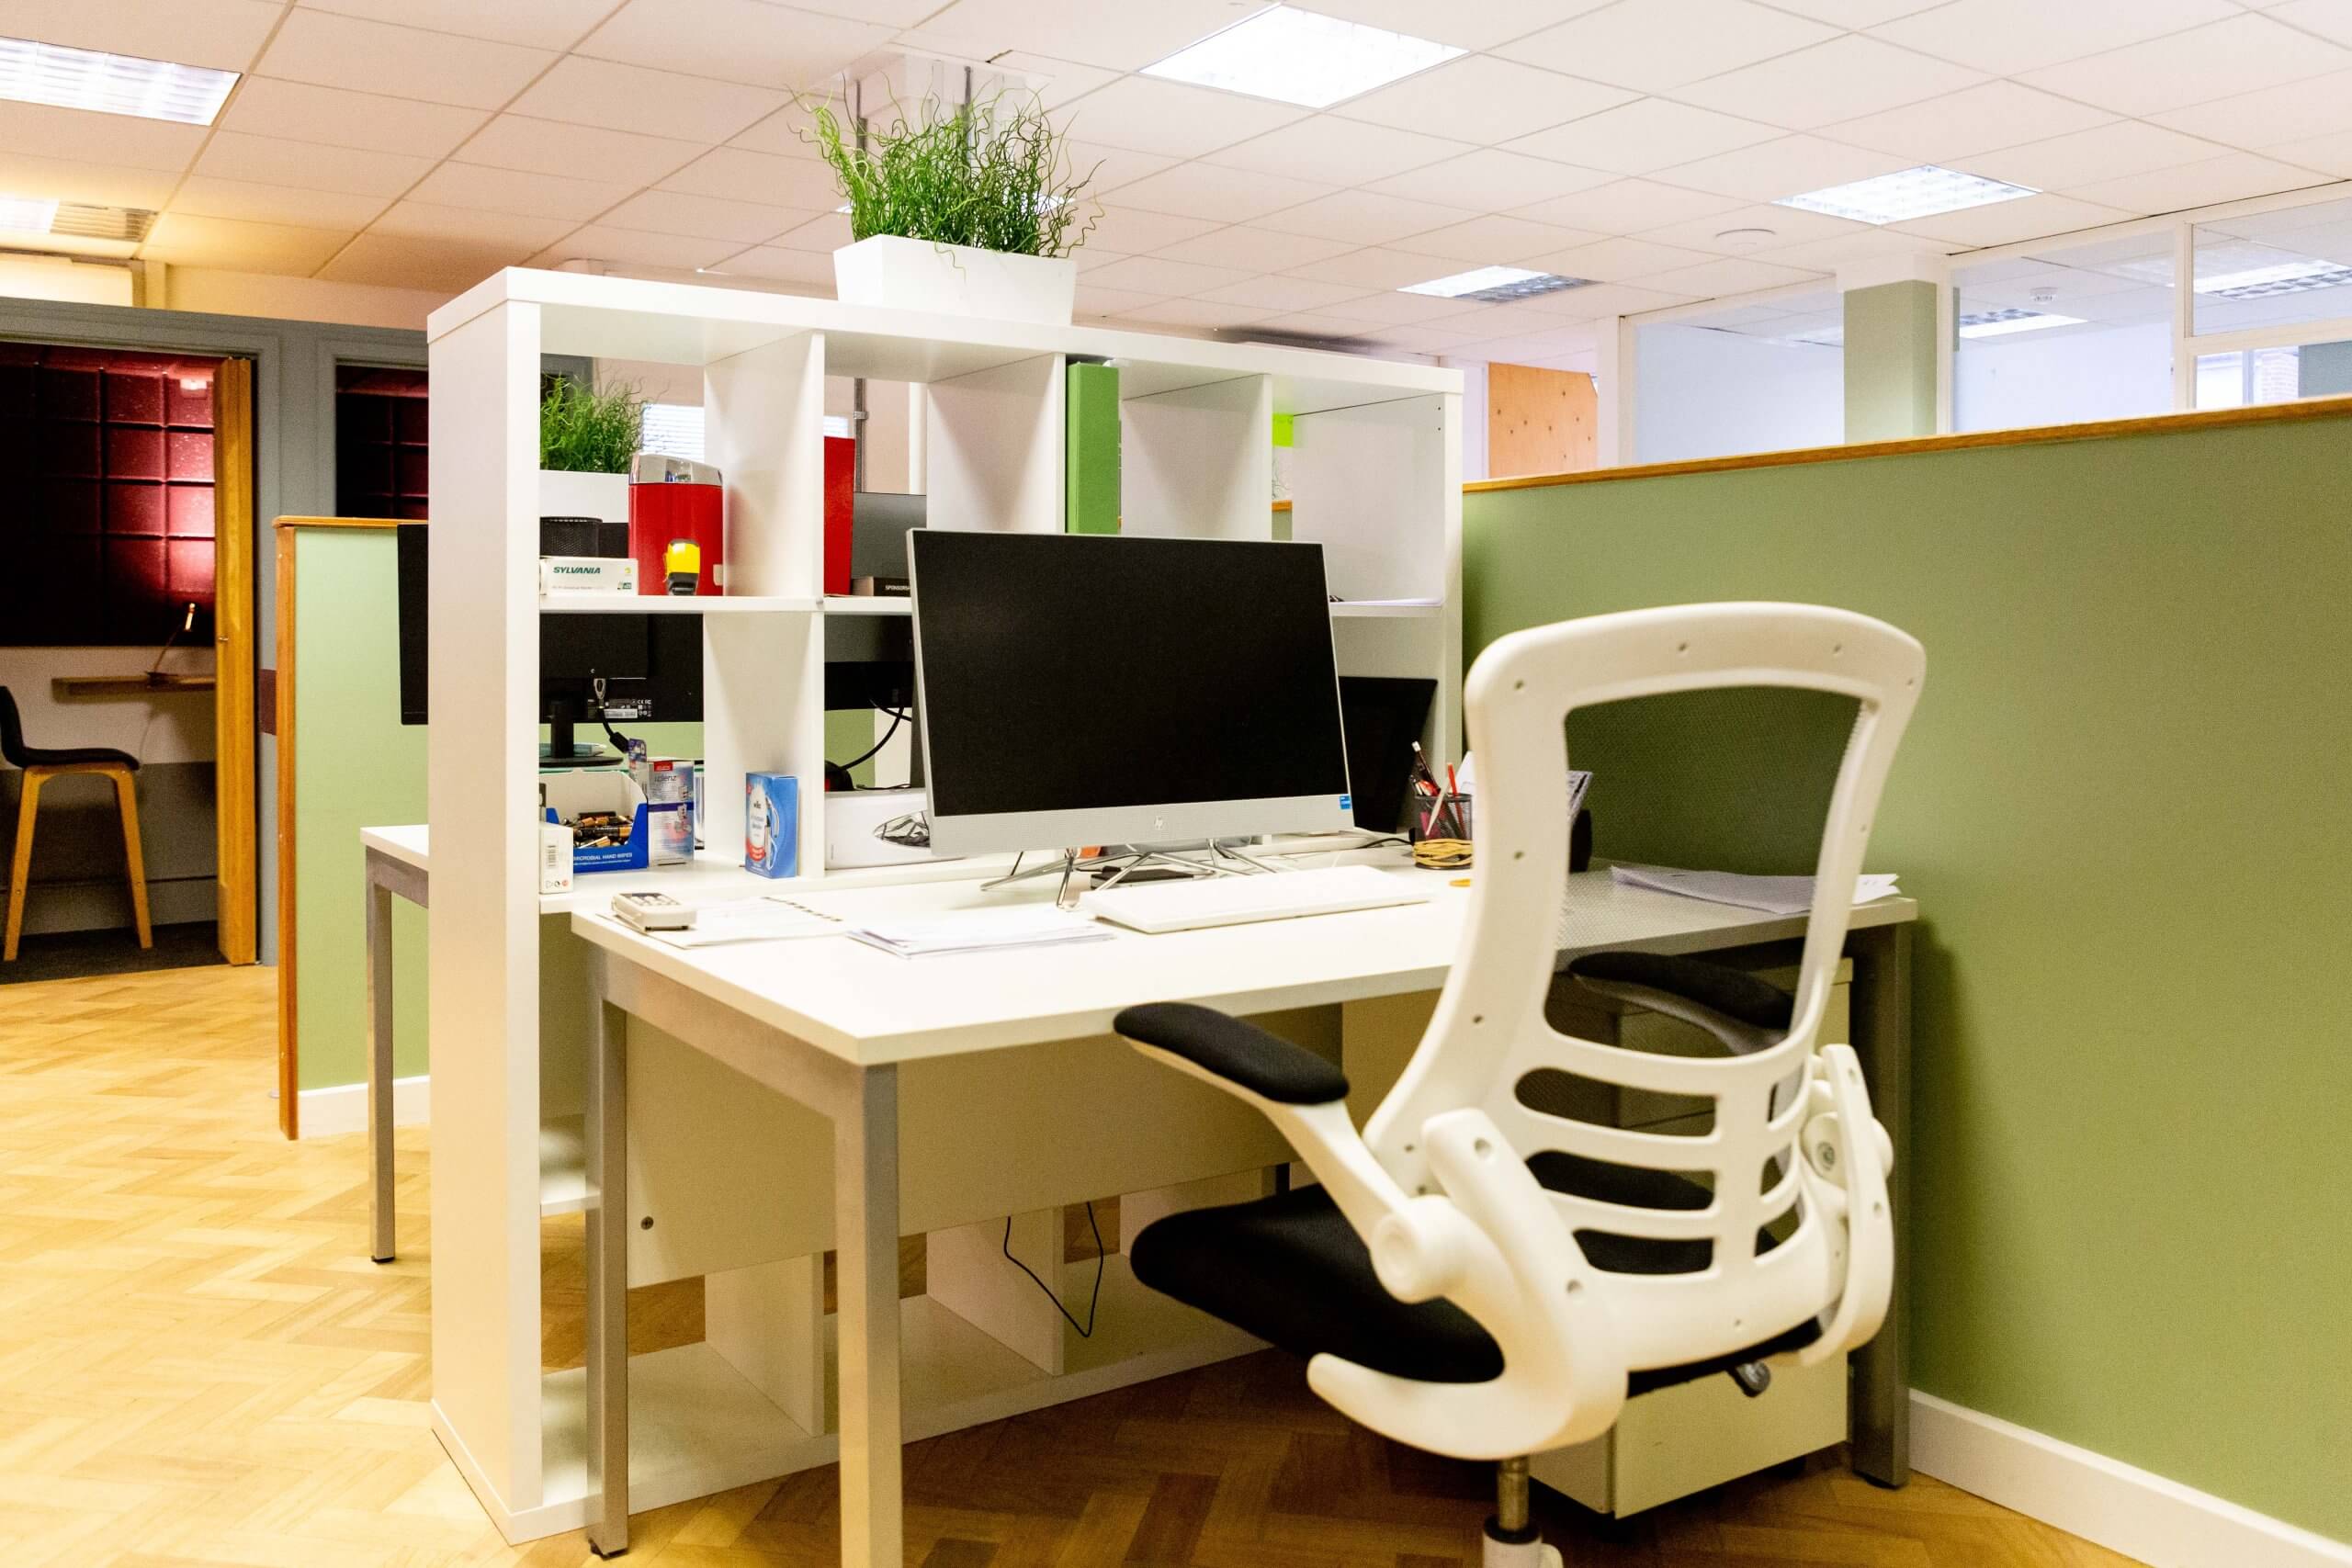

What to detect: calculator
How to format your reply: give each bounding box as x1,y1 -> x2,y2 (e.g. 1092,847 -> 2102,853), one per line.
612,891 -> 695,932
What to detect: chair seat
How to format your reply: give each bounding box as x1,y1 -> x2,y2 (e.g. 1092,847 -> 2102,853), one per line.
1131,1185 -> 1823,1395
17,744 -> 138,770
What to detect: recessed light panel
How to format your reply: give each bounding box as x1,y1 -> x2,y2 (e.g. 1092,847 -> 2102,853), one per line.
1957,308 -> 2085,339
2196,259 -> 2352,299
0,34 -> 239,126
1400,265 -> 1590,304
1142,6 -> 1464,109
1776,164 -> 2035,227
0,193 -> 57,232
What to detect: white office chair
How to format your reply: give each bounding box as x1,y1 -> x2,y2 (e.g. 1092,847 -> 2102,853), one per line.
1116,603 -> 1924,1564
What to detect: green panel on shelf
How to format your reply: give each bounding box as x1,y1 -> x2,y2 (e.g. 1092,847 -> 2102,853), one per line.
1066,361 -> 1122,535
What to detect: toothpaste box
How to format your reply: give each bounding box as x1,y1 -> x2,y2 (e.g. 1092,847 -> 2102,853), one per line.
744,773 -> 798,878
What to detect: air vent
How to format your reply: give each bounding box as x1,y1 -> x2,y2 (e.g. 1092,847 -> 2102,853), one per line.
51,203 -> 155,242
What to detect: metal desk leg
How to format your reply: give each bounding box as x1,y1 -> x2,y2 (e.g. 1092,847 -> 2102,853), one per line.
587,994 -> 630,1557
1847,922 -> 1913,1488
365,869 -> 396,1264
835,1065 -> 903,1568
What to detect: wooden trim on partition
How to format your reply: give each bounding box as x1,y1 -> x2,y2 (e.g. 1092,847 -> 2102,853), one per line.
1271,499 -> 1292,513
214,358 -> 258,967
273,514 -> 402,529
1463,392 -> 2352,494
274,521 -> 298,1139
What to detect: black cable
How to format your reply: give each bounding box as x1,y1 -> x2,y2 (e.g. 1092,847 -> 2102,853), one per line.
1002,1200 -> 1104,1338
832,705 -> 907,776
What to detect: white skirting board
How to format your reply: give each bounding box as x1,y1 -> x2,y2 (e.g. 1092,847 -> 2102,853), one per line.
298,1074 -> 429,1136
1912,1392 -> 2351,1568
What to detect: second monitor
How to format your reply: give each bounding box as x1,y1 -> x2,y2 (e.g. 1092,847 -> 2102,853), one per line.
909,531 -> 1355,857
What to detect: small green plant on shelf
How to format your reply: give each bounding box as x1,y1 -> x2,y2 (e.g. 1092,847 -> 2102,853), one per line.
807,91 -> 1097,257
538,378 -> 642,473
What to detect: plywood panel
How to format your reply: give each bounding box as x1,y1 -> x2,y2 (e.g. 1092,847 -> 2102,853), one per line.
1487,361 -> 1597,479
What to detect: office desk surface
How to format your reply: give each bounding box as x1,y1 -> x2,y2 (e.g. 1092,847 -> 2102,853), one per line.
568,852 -> 1917,1066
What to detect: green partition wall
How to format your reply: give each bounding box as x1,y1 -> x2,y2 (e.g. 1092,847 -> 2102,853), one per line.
1462,404 -> 2352,1540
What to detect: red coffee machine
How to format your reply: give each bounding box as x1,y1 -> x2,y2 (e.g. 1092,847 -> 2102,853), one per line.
628,454 -> 724,596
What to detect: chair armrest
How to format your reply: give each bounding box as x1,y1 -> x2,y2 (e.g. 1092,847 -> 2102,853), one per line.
1114,1002 -> 1349,1104
1566,950 -> 1792,1055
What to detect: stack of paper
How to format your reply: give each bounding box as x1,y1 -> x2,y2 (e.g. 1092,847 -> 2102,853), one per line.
645,897 -> 845,950
850,905 -> 1114,959
1610,864 -> 1901,916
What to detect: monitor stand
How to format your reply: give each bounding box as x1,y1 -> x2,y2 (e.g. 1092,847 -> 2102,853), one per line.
543,694 -> 622,765
982,841 -> 1264,908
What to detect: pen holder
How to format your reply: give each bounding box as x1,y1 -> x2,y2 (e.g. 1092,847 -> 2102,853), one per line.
1411,793 -> 1471,844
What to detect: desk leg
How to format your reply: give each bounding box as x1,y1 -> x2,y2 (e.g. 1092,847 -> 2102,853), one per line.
1847,922 -> 1912,1488
587,997 -> 630,1557
365,873 -> 395,1265
835,1065 -> 902,1568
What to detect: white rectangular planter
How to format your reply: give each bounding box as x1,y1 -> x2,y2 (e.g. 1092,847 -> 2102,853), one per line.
832,235 -> 1076,326
539,469 -> 631,524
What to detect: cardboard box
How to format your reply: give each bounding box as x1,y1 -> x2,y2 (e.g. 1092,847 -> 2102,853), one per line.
745,773 -> 798,878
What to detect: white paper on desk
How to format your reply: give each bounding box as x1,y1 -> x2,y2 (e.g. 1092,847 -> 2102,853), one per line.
647,897 -> 845,948
850,905 -> 1114,958
1609,863 -> 1899,916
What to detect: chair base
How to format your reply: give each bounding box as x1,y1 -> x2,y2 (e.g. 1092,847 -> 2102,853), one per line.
1481,1520 -> 1562,1568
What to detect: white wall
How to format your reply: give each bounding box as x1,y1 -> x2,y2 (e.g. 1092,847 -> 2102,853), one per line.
0,254 -> 133,307
1954,321 -> 2171,434
157,266 -> 447,331
1634,323 -> 1843,465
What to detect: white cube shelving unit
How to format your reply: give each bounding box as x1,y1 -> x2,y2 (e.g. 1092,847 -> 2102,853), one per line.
425,267 -> 1462,1540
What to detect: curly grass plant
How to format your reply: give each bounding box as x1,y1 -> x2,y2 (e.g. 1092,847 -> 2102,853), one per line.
539,378 -> 642,474
808,92 -> 1096,257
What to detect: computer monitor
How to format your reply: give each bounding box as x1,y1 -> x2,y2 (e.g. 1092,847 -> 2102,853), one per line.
1338,676 -> 1437,834
909,531 -> 1353,856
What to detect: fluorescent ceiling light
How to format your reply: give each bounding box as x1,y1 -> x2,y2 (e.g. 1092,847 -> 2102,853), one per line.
0,193 -> 57,232
2194,258 -> 2352,299
1400,265 -> 1589,304
1958,308 -> 2085,339
1776,164 -> 2035,226
0,34 -> 238,125
1142,6 -> 1463,108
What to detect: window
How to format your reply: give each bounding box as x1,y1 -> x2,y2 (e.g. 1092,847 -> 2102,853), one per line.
1952,233 -> 2174,434
2191,197 -> 2352,338
1632,292 -> 1843,465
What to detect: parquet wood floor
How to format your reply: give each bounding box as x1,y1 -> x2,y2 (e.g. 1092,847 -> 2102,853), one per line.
0,965 -> 2145,1568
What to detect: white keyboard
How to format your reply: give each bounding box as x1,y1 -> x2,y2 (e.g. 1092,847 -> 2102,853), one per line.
1081,864 -> 1430,934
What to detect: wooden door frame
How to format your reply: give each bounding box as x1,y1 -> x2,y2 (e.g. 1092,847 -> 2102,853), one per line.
215,357 -> 258,967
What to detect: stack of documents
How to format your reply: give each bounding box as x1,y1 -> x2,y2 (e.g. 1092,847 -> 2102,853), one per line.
644,896 -> 844,950
850,905 -> 1114,959
1610,864 -> 1901,916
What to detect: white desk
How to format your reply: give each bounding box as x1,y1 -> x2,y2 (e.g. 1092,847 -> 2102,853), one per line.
567,853 -> 1917,1562
359,825 -> 431,1263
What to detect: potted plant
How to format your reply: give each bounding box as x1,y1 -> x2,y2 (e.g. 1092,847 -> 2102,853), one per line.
809,92 -> 1095,325
537,377 -> 641,523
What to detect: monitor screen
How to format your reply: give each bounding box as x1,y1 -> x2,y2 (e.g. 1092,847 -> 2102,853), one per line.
910,531 -> 1351,853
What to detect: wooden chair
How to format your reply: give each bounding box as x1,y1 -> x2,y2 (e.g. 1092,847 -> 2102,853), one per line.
2,685 -> 152,961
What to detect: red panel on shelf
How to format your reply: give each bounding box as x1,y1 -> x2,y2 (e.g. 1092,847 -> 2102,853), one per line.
165,376 -> 213,429
105,369 -> 164,426
167,483 -> 215,538
168,538 -> 215,603
823,434 -> 854,596
106,480 -> 166,536
107,424 -> 165,480
167,428 -> 213,481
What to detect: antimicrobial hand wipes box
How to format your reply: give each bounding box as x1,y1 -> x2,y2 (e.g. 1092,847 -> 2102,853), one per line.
745,773 -> 798,878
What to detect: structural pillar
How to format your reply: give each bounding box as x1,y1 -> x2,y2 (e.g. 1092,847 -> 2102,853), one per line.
1838,257 -> 1947,443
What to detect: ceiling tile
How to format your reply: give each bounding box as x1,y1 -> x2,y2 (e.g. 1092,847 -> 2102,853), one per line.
1076,285 -> 1175,318
1970,122 -> 2232,193
1642,255 -> 1827,296
295,0 -> 617,48
1498,0 -> 1838,92
0,152 -> 179,208
2265,129 -> 2352,177
1062,141 -> 1180,198
1512,178 -> 1745,232
0,0 -> 283,72
1321,286 -> 1499,322
369,200 -> 576,249
256,10 -> 556,110
1359,323 -> 1494,354
1389,214 -> 1602,265
0,102 -> 204,173
1283,246 -> 1476,289
1541,281 -> 1701,315
1636,200 -> 1876,254
510,57 -> 787,143
768,210 -> 855,253
575,0 -> 893,89
1193,275 -> 1374,311
2018,16 -> 2352,118
218,79 -> 490,160
1204,117 -> 1469,185
1082,205 -> 1223,254
1368,149 -> 1616,211
2154,67 -> 2352,149
1118,299 -> 1272,332
1416,298 -> 1597,334
1250,310 -> 1390,339
1081,254 -> 1258,297
659,147 -> 842,211
1525,234 -> 1720,281
1156,225 -> 1358,270
1334,55 -> 1635,146
168,175 -> 388,230
141,211 -> 352,273
1821,82 -> 2115,164
1254,189 -> 1478,244
536,225 -> 739,271
2267,0 -> 2352,45
986,52 -> 1123,109
1508,98 -> 1780,176
1677,37 -> 1986,130
322,231 -> 532,291
904,0 -> 1283,72
1742,226 -> 1955,271
411,161 -> 631,221
194,131 -> 435,197
1891,192 -> 2132,246
1055,76 -> 1308,159
457,116 -> 707,186
1653,134 -> 1912,201
712,244 -> 838,287
600,189 -> 805,243
2064,151 -> 2337,214
1762,0 -> 1941,21
1283,0 -> 1613,51
1869,0 -> 2239,76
